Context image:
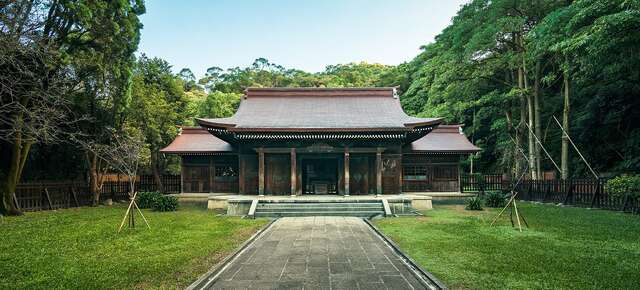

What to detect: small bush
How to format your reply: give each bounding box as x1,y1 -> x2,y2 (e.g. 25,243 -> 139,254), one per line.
606,175 -> 640,199
153,195 -> 179,212
136,191 -> 161,209
465,196 -> 484,211
484,191 -> 507,208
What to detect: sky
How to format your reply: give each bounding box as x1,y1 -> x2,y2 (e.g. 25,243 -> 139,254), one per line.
138,0 -> 468,78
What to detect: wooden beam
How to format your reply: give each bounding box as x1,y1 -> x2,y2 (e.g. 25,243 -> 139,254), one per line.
257,147 -> 387,154
376,150 -> 382,195
290,148 -> 297,196
344,148 -> 350,196
258,148 -> 265,196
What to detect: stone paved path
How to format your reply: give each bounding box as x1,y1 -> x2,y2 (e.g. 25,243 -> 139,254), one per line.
204,217 -> 428,290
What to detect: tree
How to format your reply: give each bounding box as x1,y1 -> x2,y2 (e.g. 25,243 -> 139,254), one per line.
129,55 -> 186,192
0,35 -> 72,215
0,0 -> 144,215
64,0 -> 145,205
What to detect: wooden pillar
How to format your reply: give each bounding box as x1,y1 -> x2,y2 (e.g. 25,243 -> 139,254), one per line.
290,148 -> 297,196
398,155 -> 403,194
376,150 -> 382,195
258,148 -> 265,196
180,157 -> 185,193
209,157 -> 214,193
344,149 -> 350,196
238,155 -> 245,194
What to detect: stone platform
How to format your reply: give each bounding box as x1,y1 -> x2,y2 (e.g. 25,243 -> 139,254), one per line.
172,192 -> 475,217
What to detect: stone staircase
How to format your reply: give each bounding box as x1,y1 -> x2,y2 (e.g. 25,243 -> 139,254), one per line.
252,200 -> 386,218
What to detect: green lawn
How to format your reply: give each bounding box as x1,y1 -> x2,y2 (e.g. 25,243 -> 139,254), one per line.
0,204 -> 268,290
375,203 -> 640,290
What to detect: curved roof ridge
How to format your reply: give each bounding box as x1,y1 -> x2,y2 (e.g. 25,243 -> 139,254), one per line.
197,87 -> 442,131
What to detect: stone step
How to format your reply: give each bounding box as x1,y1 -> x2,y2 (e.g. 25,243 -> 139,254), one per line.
257,208 -> 383,213
257,202 -> 382,207
254,211 -> 384,218
256,204 -> 383,210
253,201 -> 386,218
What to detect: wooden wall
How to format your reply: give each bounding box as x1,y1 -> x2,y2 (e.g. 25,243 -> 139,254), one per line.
402,154 -> 461,192
182,155 -> 239,193
179,151 -> 462,194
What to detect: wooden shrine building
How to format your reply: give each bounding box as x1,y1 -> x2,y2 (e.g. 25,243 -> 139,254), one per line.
161,88 -> 480,195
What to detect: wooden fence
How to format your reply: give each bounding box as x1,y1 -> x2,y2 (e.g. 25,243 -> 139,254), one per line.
13,175 -> 180,212
461,174 -> 639,215
460,174 -> 506,192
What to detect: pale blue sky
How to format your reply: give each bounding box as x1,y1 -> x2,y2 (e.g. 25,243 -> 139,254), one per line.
138,0 -> 468,78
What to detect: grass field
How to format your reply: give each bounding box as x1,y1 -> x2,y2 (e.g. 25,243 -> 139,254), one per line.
375,203 -> 640,290
0,204 -> 267,290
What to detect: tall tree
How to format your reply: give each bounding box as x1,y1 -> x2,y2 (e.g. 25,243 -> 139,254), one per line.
129,55 -> 186,192
0,0 -> 145,214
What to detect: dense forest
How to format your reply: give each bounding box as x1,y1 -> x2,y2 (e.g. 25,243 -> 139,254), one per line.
1,0 -> 639,215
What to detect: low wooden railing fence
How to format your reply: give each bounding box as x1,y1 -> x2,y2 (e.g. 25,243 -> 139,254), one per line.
13,175 -> 180,212
461,174 -> 639,215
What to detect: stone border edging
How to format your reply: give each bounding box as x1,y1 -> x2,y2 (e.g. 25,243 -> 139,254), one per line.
185,218 -> 278,290
363,218 -> 448,290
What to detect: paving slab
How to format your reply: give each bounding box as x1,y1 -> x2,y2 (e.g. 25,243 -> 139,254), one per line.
203,217 -> 433,290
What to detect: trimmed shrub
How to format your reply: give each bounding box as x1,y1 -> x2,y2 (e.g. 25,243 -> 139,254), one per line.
465,196 -> 484,211
136,191 -> 161,209
606,175 -> 640,199
153,195 -> 179,212
484,191 -> 508,208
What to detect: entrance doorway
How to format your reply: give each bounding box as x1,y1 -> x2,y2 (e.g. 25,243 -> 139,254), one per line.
302,157 -> 338,194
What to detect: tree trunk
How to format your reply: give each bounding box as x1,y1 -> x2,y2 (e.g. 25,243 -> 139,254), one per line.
561,68 -> 571,180
516,66 -> 526,178
151,151 -> 165,193
534,60 -> 542,179
519,35 -> 536,180
87,151 -> 101,206
0,131 -> 31,216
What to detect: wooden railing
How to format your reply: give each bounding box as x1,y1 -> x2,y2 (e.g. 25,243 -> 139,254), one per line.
13,175 -> 180,212
461,174 -> 639,215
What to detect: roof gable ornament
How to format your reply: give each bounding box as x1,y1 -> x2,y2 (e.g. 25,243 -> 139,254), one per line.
306,143 -> 335,153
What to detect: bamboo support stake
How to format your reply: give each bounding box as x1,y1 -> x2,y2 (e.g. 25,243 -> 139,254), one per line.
553,116 -> 599,179
513,197 -> 523,232
133,199 -> 150,229
117,197 -> 135,233
525,122 -> 561,173
490,192 -> 517,226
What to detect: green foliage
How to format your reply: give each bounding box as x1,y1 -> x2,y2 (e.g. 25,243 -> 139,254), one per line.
484,191 -> 508,207
196,91 -> 242,118
395,0 -> 640,174
465,196 -> 484,211
606,175 -> 640,199
196,59 -> 393,94
129,55 -> 187,174
152,195 -> 179,212
136,191 -> 162,209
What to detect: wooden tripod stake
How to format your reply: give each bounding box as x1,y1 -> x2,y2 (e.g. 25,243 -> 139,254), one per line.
118,191 -> 150,233
490,190 -> 528,232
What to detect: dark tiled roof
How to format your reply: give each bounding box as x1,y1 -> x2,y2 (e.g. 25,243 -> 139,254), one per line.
160,127 -> 233,154
197,88 -> 441,132
407,125 -> 481,153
